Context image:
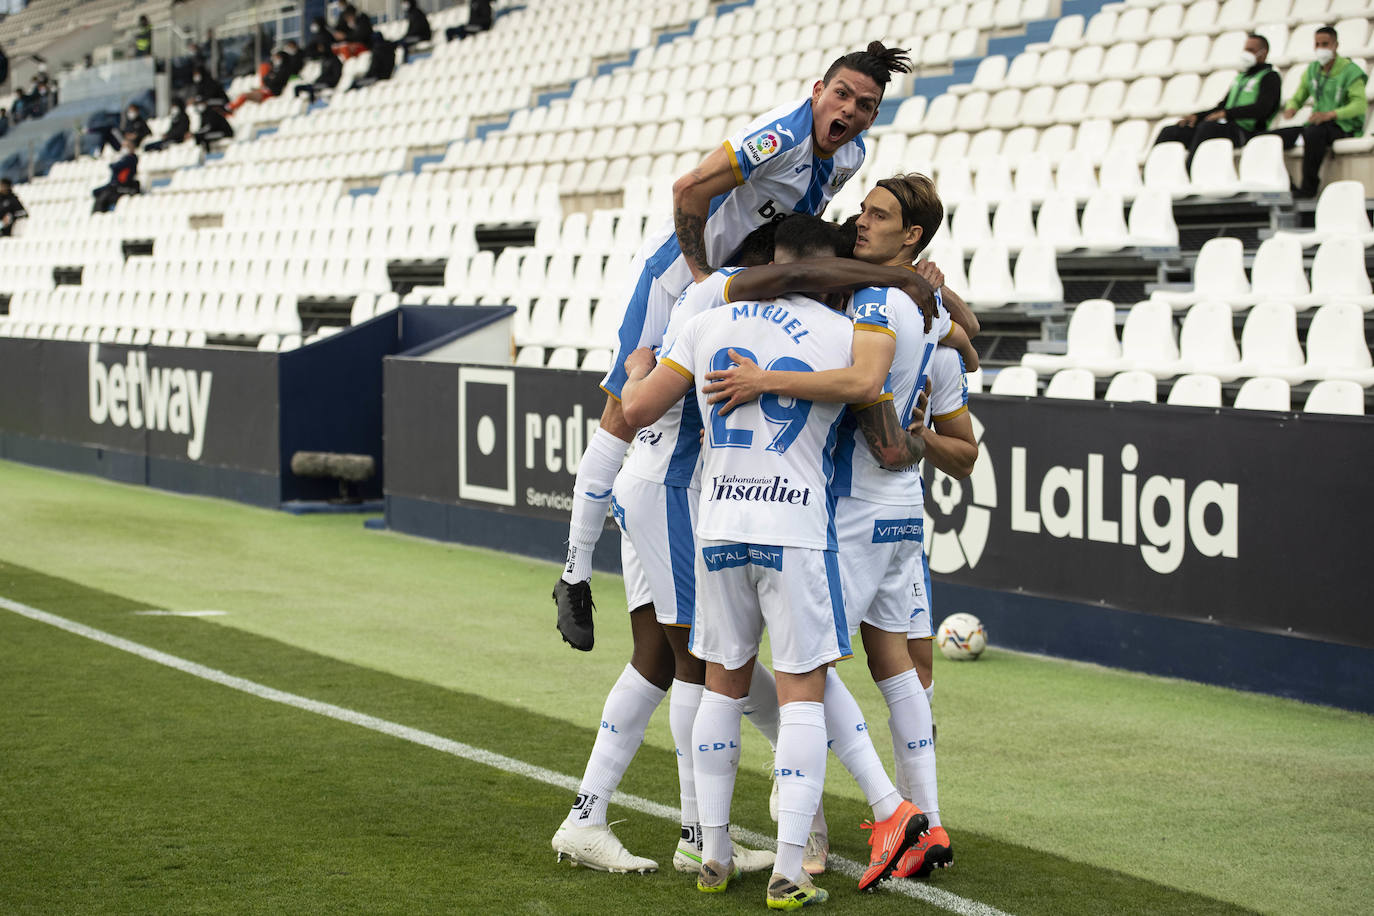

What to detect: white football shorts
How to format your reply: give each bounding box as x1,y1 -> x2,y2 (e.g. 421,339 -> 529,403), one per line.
836,496 -> 929,637
611,472 -> 698,627
691,539 -> 851,674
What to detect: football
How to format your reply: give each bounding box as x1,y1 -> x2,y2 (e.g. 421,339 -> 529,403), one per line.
937,613 -> 988,660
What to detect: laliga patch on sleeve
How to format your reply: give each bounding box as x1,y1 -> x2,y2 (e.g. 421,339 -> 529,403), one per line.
742,129 -> 783,166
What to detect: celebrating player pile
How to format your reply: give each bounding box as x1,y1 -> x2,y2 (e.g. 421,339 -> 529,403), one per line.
550,41 -> 983,909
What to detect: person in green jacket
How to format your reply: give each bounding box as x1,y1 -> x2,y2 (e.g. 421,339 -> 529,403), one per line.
1270,24 -> 1368,198
133,15 -> 152,58
1154,33 -> 1282,169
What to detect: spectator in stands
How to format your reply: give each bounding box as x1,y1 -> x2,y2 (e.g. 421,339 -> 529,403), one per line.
193,98 -> 234,151
447,0 -> 492,41
399,0 -> 431,61
294,44 -> 342,103
350,35 -> 397,91
226,50 -> 289,113
134,15 -> 153,58
333,8 -> 374,60
0,178 -> 26,237
191,64 -> 227,104
91,133 -> 140,213
1152,33 -> 1280,169
0,42 -> 9,91
1270,25 -> 1368,199
306,16 -> 332,58
280,40 -> 305,79
143,98 -> 191,152
89,102 -> 150,154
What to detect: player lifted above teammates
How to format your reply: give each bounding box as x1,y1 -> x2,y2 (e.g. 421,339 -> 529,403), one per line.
552,42 -> 916,651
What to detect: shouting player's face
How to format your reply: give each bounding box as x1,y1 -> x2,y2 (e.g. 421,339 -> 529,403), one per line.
810,68 -> 881,156
853,186 -> 921,265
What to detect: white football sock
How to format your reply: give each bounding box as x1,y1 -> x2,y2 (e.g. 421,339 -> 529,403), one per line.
740,663 -> 780,750
823,668 -> 901,822
693,690 -> 745,865
567,664 -> 666,826
562,428 -> 628,583
926,682 -> 935,703
774,700 -> 827,883
877,670 -> 939,828
669,679 -> 704,835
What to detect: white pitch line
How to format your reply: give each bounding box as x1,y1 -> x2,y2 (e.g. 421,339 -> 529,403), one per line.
2,594 -> 1012,916
133,610 -> 229,617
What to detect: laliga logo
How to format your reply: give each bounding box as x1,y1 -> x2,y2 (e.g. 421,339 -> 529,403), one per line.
925,411 -> 996,574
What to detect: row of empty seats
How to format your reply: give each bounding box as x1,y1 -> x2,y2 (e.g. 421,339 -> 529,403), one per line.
990,366 -> 1366,414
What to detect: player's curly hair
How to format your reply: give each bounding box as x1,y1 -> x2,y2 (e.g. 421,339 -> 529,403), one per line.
823,41 -> 913,89
774,214 -> 848,260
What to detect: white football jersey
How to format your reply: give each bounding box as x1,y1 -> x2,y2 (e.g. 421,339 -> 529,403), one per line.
831,286 -> 952,506
621,267 -> 742,489
924,344 -> 970,427
633,98 -> 866,337
660,294 -> 855,551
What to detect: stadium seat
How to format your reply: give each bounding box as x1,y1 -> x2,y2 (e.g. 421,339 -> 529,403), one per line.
1105,370 -> 1159,402
1303,235 -> 1374,309
1238,235 -> 1310,307
1036,192 -> 1085,251
1232,376 -> 1291,410
992,196 -> 1037,252
1055,149 -> 1098,202
1177,300 -> 1242,380
1045,368 -> 1096,399
1099,147 -> 1144,200
1143,141 -> 1192,198
1013,153 -> 1055,202
1303,302 -> 1374,386
1235,135 -> 1291,194
581,348 -> 613,373
1303,379 -> 1366,415
1126,189 -> 1180,247
1187,138 -> 1242,197
990,365 -> 1039,395
952,198 -> 993,253
1152,237 -> 1250,308
1116,298 -> 1181,377
966,241 -> 1015,307
1022,298 -> 1120,375
515,346 -> 545,367
1274,181 -> 1374,247
1080,190 -> 1131,251
1166,372 -> 1224,406
546,347 -> 580,369
1013,242 -> 1065,303
1235,302 -> 1309,382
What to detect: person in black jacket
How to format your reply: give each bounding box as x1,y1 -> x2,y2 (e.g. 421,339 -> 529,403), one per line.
305,16 -> 332,59
191,65 -> 227,104
1152,33 -> 1281,169
193,99 -> 234,151
227,50 -> 289,112
144,99 -> 191,151
294,45 -> 342,103
447,0 -> 492,41
91,102 -> 150,154
280,40 -> 304,78
0,178 -> 26,236
92,134 -> 140,213
400,0 -> 432,61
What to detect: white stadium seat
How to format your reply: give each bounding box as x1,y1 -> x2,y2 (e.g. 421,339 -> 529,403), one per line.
1105,370 -> 1160,402
1232,376 -> 1291,411
1304,379 -> 1366,415
990,365 -> 1039,395
1166,373 -> 1224,407
1045,368 -> 1097,399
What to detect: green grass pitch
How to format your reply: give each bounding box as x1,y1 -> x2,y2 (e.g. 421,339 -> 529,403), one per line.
1,459 -> 1371,914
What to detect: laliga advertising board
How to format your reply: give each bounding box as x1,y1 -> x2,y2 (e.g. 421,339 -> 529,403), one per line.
920,396 -> 1373,650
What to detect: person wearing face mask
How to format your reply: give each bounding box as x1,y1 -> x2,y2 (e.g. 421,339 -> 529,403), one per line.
192,98 -> 234,152
143,98 -> 191,152
1269,25 -> 1368,199
1152,33 -> 1280,169
398,0 -> 431,62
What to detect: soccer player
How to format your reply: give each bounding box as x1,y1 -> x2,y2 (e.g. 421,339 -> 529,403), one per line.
552,42 -> 915,653
890,343 -> 979,877
621,216 -> 930,909
552,219 -> 958,876
701,173 -> 964,878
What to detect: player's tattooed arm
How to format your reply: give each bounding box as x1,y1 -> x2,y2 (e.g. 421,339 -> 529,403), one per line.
855,398 -> 926,470
674,205 -> 712,280
672,144 -> 742,283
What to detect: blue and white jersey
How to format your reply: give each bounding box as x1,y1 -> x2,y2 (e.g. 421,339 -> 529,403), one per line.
638,97 -> 865,326
925,344 -> 970,427
831,286 -> 952,507
621,267 -> 742,489
660,294 -> 854,551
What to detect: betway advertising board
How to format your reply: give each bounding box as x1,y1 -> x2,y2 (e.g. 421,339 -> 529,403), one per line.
921,396 -> 1372,649
0,339 -> 278,473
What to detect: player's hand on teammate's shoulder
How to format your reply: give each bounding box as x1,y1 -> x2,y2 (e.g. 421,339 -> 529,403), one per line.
914,258 -> 944,291
623,346 -> 658,379
900,271 -> 938,334
702,348 -> 764,415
